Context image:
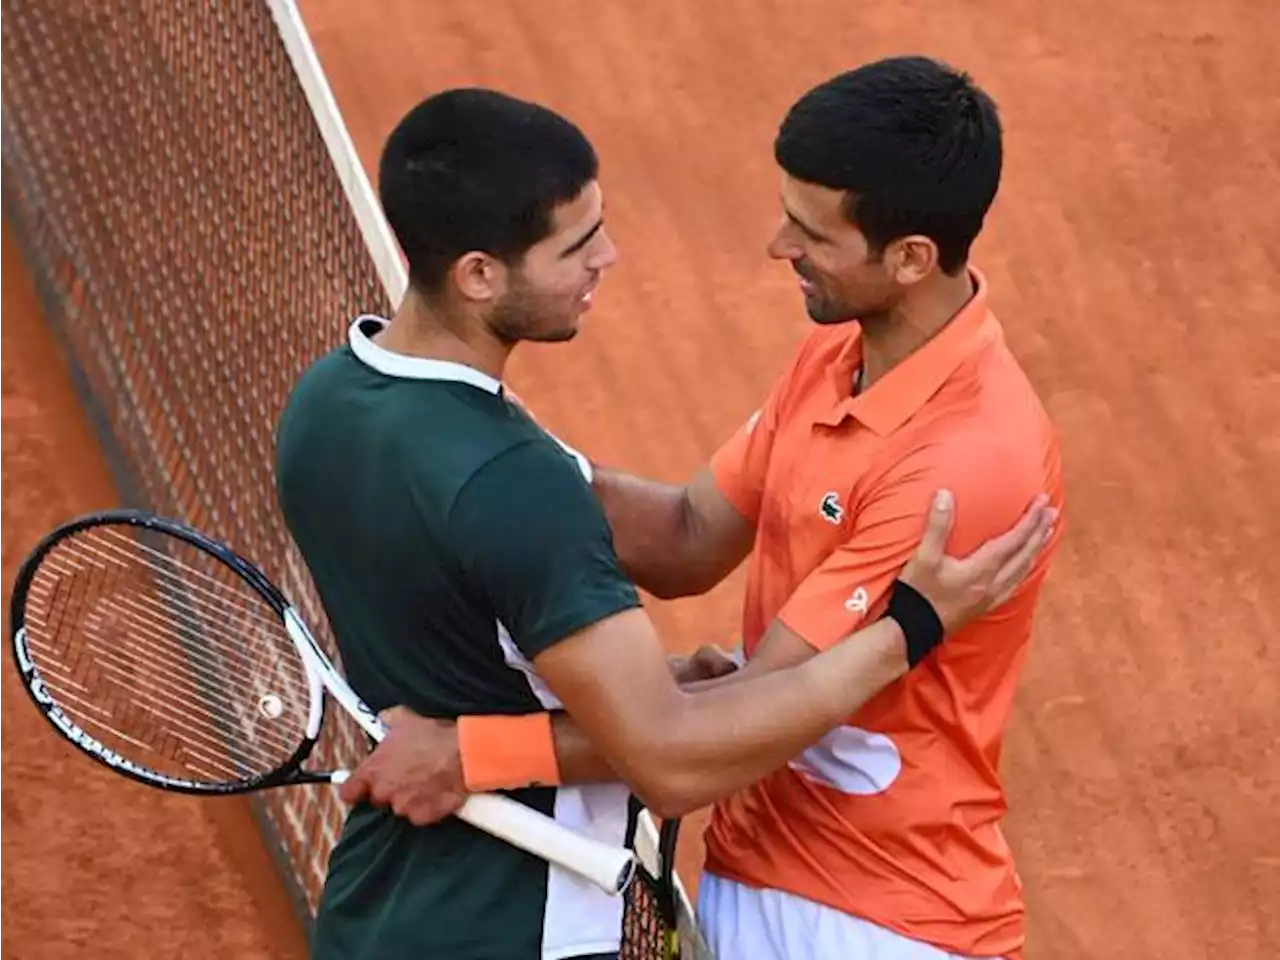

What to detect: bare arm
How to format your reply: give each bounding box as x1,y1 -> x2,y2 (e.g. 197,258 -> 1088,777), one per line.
591,466 -> 754,599
347,615 -> 906,820
544,619 -> 826,784
533,607 -> 907,817
549,711 -> 618,782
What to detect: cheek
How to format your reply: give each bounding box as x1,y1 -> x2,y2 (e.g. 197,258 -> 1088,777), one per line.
537,273 -> 588,312
808,251 -> 851,288
545,262 -> 587,292
825,263 -> 882,303
519,267 -> 580,305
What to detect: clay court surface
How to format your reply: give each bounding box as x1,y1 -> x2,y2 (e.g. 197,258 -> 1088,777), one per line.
3,1 -> 1278,957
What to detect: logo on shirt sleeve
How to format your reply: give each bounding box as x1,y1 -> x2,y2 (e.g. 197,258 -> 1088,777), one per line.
819,491 -> 844,525
843,587 -> 869,615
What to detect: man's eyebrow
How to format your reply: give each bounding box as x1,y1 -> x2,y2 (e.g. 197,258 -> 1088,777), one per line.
560,218 -> 603,257
782,203 -> 831,242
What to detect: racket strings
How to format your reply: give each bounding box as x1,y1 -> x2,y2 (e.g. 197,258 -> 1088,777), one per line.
69,527 -> 288,636
621,874 -> 675,959
30,605 -> 298,773
20,526 -> 315,785
34,544 -> 305,754
28,552 -> 302,779
66,570 -> 306,715
620,817 -> 710,959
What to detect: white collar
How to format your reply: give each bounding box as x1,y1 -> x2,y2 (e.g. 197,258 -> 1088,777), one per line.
347,315 -> 503,395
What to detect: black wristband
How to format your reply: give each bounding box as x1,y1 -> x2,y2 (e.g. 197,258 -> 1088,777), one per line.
886,580 -> 945,668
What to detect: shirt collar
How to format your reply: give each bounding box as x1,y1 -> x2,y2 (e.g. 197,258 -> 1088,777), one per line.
347,315 -> 503,395
818,268 -> 996,435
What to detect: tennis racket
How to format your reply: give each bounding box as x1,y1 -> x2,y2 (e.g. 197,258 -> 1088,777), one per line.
621,809 -> 715,959
7,509 -> 636,896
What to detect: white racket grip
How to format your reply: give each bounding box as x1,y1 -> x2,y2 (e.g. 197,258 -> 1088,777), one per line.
457,794 -> 636,895
284,609 -> 637,895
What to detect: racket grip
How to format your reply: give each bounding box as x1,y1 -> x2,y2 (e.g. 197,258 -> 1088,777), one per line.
457,793 -> 637,896
323,772 -> 635,895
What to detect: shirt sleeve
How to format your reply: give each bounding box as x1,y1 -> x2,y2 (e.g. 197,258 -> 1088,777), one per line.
778,434 -> 1046,652
709,358 -> 799,525
711,330 -> 838,523
448,440 -> 642,660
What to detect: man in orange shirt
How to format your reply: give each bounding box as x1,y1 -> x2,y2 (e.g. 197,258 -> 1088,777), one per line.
581,57 -> 1061,959
680,58 -> 1063,959
346,56 -> 1062,959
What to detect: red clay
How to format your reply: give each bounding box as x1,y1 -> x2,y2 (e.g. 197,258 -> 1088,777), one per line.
4,0 -> 1278,957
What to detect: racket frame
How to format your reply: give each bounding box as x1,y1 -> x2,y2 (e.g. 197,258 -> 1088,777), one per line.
632,811 -> 714,959
9,509 -> 329,795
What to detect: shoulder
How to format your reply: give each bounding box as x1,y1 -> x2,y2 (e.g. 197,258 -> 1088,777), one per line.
279,346 -> 357,417
866,424 -> 1058,553
276,346 -> 361,467
451,436 -> 600,528
906,329 -> 1062,492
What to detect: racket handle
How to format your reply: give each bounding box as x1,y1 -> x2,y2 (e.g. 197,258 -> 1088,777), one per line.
457,793 -> 637,896
326,772 -> 636,895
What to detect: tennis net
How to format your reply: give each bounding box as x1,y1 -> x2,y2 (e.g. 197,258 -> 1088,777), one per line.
1,0 -> 402,922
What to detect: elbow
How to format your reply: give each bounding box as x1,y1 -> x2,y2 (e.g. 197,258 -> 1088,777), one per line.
641,562 -> 721,601
620,728 -> 709,818
629,771 -> 705,820
643,580 -> 699,602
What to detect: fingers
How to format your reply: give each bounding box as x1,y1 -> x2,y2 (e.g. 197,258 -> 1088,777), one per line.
913,489 -> 956,568
378,706 -> 413,727
403,791 -> 467,827
338,763 -> 372,806
988,514 -> 1058,609
693,644 -> 741,679
965,493 -> 1051,566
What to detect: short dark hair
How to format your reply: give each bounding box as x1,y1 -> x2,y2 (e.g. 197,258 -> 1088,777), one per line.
378,88 -> 599,293
774,56 -> 1002,274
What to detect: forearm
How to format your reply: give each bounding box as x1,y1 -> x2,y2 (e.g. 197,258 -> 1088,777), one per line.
490,625 -> 902,811
591,467 -> 697,598
548,668 -> 744,785
630,621 -> 907,814
550,712 -> 618,783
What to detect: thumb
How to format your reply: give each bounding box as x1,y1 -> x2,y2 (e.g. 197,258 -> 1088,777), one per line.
338,763 -> 372,807
915,489 -> 955,567
378,706 -> 412,729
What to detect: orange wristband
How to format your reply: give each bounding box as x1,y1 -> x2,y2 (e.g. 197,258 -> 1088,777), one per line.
457,713 -> 561,792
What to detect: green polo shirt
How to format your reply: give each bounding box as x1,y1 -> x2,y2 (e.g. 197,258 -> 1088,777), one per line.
274,316 -> 640,959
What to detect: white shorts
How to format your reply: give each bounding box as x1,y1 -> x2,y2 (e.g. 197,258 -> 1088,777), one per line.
696,873 -> 1000,960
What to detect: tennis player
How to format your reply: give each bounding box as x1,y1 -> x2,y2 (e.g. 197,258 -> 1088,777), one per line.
275,86 -> 1054,960
345,59 -> 1064,960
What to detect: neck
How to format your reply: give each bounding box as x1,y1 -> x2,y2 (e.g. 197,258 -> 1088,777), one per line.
374,287 -> 510,382
860,269 -> 976,388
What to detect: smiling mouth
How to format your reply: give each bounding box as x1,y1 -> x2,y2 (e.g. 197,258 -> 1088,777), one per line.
793,263 -> 817,288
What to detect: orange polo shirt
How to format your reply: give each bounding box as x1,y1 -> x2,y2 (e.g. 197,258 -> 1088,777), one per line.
702,270 -> 1064,959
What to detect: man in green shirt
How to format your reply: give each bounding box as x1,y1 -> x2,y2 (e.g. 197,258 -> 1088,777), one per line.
276,88 -> 1054,960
